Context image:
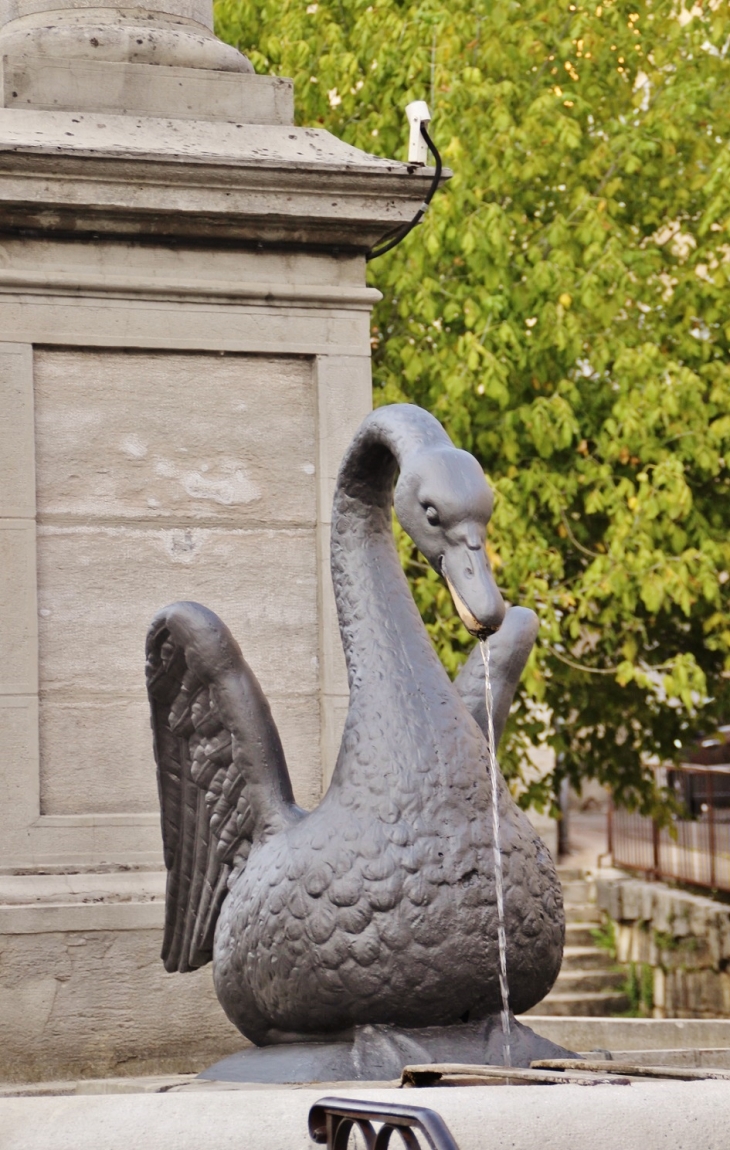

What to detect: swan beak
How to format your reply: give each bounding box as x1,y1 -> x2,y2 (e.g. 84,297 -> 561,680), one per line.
442,546 -> 505,639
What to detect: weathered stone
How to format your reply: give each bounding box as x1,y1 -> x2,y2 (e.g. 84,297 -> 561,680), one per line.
0,110 -> 435,248
0,519 -> 37,696
596,874 -> 730,1020
640,882 -> 655,923
1,58 -> 293,123
674,969 -> 726,1018
672,899 -> 691,938
652,889 -> 672,934
38,523 -> 317,691
0,927 -> 243,1083
616,923 -> 632,965
689,900 -> 711,939
708,923 -> 723,968
0,0 -> 253,78
621,880 -> 643,922
0,341 -> 34,517
633,924 -> 653,965
653,966 -> 666,1011
661,938 -> 713,973
34,350 -> 317,528
600,880 -> 623,923
595,880 -> 611,913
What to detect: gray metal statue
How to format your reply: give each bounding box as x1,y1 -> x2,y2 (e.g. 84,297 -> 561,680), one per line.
146,403 -> 565,1071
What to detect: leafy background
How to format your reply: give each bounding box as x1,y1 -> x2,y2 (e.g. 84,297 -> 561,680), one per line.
215,0 -> 730,816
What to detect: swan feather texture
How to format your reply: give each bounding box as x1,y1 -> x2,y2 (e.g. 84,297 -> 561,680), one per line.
145,404 -> 564,1044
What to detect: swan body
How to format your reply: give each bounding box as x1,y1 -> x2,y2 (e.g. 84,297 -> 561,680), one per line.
146,404 -> 563,1045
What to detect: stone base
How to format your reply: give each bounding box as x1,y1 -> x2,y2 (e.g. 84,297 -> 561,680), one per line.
0,870 -> 245,1083
0,99 -> 432,1083
0,56 -> 293,122
199,1016 -> 580,1084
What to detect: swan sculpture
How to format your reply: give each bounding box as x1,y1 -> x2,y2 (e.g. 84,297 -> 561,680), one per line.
146,404 -> 564,1048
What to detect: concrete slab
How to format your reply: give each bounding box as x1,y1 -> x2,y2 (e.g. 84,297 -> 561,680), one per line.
591,1049 -> 730,1069
526,1015 -> 730,1050
2,1081 -> 730,1150
0,1074 -> 196,1098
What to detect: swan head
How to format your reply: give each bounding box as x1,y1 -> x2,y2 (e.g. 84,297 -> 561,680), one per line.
394,447 -> 506,639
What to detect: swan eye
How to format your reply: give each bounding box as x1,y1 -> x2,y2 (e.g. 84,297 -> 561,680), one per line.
424,505 -> 440,526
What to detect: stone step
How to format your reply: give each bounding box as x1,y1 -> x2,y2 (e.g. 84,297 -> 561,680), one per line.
525,990 -> 631,1017
554,968 -> 625,993
556,866 -> 585,881
560,945 -> 614,972
564,902 -> 602,924
564,921 -> 601,947
560,879 -> 593,903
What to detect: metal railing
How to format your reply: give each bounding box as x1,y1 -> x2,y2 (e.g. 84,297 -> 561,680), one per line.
309,1097 -> 460,1150
610,763 -> 730,893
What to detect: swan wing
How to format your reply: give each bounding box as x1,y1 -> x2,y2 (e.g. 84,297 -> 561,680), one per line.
454,605 -> 538,748
146,601 -> 298,973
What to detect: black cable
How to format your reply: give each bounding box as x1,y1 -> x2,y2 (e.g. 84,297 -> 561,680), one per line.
366,122 -> 443,262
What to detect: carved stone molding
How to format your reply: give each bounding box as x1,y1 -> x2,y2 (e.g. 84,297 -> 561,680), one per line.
0,110 -> 436,247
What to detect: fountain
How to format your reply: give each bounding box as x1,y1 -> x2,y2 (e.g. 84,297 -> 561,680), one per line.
146,402 -> 576,1081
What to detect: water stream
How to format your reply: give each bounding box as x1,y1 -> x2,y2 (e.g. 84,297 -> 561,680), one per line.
480,639 -> 512,1067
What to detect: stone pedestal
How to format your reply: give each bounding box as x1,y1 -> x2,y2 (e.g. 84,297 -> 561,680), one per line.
0,3 -> 248,66
0,2 -> 433,1080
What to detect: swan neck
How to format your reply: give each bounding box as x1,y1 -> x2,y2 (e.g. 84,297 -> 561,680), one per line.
328,406 -> 454,786
332,405 -> 452,528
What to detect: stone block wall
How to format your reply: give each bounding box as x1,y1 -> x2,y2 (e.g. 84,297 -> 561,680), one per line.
34,349 -> 323,820
0,105 -> 435,1075
597,873 -> 730,1018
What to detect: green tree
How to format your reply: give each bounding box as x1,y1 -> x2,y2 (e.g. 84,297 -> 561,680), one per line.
215,0 -> 730,816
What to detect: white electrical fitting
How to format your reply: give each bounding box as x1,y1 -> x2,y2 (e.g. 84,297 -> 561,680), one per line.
405,100 -> 432,165
367,99 -> 441,260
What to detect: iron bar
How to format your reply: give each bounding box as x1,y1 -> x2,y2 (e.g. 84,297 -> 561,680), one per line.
309,1097 -> 460,1150
708,770 -> 716,890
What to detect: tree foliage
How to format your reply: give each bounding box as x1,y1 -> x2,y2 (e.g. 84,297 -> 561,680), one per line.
215,0 -> 730,815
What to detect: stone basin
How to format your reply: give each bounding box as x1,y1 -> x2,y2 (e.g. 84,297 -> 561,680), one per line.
2,1080 -> 730,1150
4,1016 -> 730,1149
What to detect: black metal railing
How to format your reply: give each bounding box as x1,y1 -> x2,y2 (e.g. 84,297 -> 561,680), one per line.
309,1097 -> 460,1150
610,763 -> 730,893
